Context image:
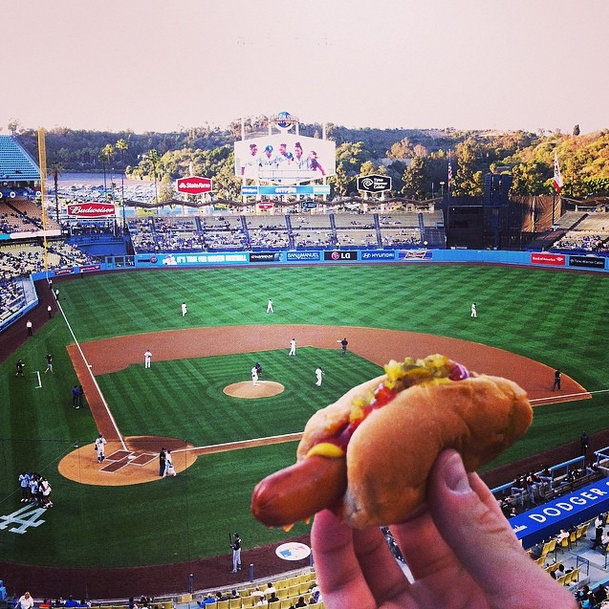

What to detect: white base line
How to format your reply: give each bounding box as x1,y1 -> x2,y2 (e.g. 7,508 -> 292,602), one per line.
171,432 -> 302,455
56,296 -> 128,452
34,371 -> 42,389
530,388 -> 607,404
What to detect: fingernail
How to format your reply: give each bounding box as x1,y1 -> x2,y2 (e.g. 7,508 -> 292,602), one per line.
444,451 -> 472,495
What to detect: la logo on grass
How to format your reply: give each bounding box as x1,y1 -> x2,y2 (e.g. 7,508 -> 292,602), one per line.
0,505 -> 46,534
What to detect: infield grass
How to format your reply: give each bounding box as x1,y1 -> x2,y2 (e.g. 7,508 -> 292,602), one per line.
2,264 -> 609,569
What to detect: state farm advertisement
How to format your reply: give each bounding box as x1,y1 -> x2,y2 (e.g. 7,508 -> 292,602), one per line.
67,203 -> 116,218
176,176 -> 212,195
530,252 -> 565,266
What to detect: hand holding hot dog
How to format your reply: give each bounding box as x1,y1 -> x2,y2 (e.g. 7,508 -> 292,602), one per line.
311,450 -> 577,609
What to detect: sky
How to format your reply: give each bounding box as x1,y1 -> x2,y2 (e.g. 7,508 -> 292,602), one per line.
3,0 -> 608,135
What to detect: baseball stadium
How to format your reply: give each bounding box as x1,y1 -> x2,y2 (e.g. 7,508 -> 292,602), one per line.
3,116 -> 609,609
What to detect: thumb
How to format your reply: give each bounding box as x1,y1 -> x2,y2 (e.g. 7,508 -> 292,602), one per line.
428,450 -> 577,608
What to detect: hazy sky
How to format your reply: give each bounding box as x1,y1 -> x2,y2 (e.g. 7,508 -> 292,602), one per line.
3,0 -> 608,135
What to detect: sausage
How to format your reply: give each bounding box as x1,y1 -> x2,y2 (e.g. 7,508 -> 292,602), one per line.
251,455 -> 347,527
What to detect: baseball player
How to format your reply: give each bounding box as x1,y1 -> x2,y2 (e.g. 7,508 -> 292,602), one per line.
95,433 -> 107,463
164,449 -> 177,476
315,367 -> 325,386
251,365 -> 259,386
181,302 -> 188,316
471,302 -> 477,318
44,353 -> 54,374
231,533 -> 242,573
266,298 -> 274,313
144,349 -> 152,369
289,338 -> 296,356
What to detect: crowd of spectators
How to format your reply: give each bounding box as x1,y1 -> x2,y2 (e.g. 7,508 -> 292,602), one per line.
497,462 -> 602,519
552,232 -> 609,253
0,276 -> 25,321
127,212 -> 436,254
0,243 -> 95,279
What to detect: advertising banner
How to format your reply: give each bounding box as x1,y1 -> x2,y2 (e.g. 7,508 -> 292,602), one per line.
568,255 -> 605,269
323,250 -> 358,262
67,203 -> 116,218
397,250 -> 433,260
235,134 -> 335,184
176,176 -> 212,195
241,185 -> 331,196
249,252 -> 281,263
360,250 -> 396,261
357,174 -> 392,193
530,252 -> 565,266
286,251 -> 321,262
510,478 -> 609,548
137,253 -> 249,266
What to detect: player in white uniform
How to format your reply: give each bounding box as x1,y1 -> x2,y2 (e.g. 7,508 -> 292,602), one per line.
289,338 -> 296,356
315,367 -> 325,386
95,433 -> 107,463
144,349 -> 152,368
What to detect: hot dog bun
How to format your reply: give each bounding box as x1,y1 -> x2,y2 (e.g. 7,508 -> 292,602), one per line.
335,374 -> 531,527
252,356 -> 532,529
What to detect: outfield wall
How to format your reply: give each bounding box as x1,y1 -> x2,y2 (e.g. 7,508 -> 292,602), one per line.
29,248 -> 609,282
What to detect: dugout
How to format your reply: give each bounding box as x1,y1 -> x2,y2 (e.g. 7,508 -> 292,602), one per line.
510,477 -> 609,548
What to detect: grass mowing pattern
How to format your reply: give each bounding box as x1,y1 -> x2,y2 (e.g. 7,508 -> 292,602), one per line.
96,348 -> 382,445
2,264 -> 609,568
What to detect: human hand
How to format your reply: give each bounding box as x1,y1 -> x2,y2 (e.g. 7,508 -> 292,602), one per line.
311,449 -> 577,609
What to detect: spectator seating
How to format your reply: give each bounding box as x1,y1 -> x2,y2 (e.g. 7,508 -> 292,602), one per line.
0,135 -> 40,181
0,242 -> 96,278
125,212 -> 446,254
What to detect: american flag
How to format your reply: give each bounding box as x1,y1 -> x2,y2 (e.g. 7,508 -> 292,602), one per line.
553,151 -> 563,193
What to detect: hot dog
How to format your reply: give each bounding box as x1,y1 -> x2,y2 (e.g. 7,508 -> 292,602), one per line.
251,354 -> 532,529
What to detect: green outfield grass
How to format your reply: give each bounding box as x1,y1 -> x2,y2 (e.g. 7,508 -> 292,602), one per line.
2,264 -> 609,569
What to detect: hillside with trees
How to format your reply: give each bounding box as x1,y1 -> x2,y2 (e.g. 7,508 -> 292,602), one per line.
9,119 -> 609,202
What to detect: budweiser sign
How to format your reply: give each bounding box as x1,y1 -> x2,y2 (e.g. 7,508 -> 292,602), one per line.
67,203 -> 116,217
176,176 -> 212,195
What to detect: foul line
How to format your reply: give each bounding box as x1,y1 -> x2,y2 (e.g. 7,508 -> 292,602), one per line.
530,388 -> 602,404
171,432 -> 303,456
34,370 -> 42,389
56,295 -> 128,452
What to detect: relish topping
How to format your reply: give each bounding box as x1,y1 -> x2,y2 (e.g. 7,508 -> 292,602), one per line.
306,354 -> 470,458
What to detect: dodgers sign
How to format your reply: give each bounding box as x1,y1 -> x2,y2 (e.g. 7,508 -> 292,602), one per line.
509,477 -> 609,548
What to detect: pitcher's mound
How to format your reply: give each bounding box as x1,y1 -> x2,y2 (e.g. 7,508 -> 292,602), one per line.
223,381 -> 285,399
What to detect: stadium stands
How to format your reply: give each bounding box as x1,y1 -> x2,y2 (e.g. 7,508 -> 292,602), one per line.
124,211 -> 440,254
0,242 -> 95,277
0,135 -> 40,182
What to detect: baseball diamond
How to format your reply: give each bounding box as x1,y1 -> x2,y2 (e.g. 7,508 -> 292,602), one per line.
2,263 -> 609,600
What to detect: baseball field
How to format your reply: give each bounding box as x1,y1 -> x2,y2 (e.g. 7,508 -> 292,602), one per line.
2,263 -> 609,597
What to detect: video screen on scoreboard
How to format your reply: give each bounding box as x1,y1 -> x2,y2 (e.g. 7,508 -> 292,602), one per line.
235,134 -> 335,185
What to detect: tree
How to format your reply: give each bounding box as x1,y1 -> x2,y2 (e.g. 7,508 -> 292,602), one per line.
7,119 -> 20,134
115,139 -> 129,229
452,139 -> 484,197
146,149 -> 162,203
328,142 -> 368,196
48,162 -> 64,223
99,144 -> 115,193
387,137 -> 414,160
401,156 -> 428,200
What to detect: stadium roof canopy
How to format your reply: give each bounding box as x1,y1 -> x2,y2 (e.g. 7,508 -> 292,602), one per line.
0,135 -> 40,182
